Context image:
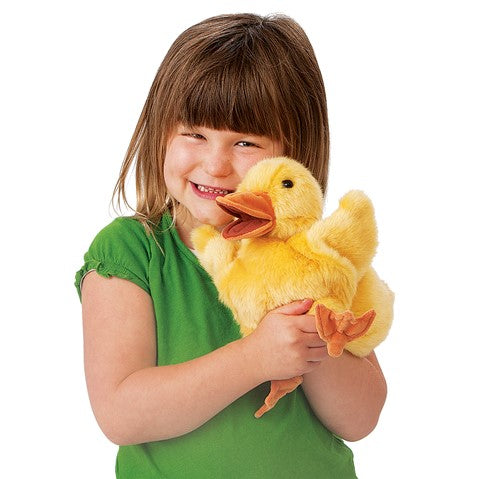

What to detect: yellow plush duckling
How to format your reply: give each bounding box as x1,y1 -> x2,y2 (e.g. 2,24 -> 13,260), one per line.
191,157 -> 393,417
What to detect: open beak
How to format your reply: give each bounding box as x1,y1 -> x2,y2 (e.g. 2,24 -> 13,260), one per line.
216,192 -> 276,240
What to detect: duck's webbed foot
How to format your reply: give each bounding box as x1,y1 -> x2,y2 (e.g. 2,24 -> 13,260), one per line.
315,304 -> 376,357
254,376 -> 303,418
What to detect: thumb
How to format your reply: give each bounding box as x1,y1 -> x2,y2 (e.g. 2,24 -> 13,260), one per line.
273,299 -> 314,316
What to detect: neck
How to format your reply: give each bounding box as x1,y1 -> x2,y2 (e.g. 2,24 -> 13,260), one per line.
174,206 -> 198,248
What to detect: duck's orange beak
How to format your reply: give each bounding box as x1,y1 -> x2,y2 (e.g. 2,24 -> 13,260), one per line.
216,192 -> 276,240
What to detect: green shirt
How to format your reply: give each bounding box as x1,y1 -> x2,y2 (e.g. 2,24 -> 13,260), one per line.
75,216 -> 357,478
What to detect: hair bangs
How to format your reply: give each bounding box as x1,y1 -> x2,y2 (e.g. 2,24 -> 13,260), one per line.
177,62 -> 283,141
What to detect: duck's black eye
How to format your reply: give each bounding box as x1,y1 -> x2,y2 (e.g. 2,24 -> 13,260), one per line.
282,179 -> 294,188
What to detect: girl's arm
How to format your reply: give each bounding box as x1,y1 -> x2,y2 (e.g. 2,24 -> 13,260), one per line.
82,272 -> 260,445
301,350 -> 387,441
81,273 -> 322,445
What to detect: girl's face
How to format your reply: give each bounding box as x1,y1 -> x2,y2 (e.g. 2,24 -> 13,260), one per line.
164,124 -> 282,246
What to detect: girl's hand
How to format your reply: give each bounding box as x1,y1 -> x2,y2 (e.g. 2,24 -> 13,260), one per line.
242,299 -> 329,383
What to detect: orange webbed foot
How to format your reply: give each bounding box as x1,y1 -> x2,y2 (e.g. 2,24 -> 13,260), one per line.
254,376 -> 303,418
315,304 -> 376,357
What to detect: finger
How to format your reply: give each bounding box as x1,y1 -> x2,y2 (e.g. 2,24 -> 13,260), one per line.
272,298 -> 313,316
305,334 -> 326,347
296,315 -> 319,333
307,345 -> 329,362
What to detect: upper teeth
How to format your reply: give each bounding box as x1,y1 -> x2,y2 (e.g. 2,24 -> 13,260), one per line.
197,184 -> 231,195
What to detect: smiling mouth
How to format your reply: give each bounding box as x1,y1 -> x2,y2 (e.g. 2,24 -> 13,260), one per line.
191,182 -> 236,199
194,183 -> 234,195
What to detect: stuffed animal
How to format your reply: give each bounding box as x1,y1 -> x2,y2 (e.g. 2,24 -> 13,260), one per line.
191,157 -> 394,418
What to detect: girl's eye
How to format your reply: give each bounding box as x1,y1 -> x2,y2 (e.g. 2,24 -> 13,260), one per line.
182,132 -> 205,140
236,141 -> 257,148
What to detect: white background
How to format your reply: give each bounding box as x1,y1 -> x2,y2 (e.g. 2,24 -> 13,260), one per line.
1,0 -> 478,477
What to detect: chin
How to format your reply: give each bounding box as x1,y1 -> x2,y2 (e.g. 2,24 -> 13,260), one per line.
197,213 -> 232,228
205,217 -> 232,228
191,206 -> 231,228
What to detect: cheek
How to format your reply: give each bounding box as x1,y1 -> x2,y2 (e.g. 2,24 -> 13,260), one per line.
236,159 -> 259,179
164,146 -> 194,183
235,149 -> 279,179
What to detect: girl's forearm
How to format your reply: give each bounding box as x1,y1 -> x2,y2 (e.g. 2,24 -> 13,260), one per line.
103,337 -> 262,445
301,351 -> 387,442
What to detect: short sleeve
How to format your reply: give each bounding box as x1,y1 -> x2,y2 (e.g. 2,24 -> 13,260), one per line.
74,217 -> 152,300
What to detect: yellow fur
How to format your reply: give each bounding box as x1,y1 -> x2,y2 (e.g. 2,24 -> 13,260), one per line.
191,157 -> 394,356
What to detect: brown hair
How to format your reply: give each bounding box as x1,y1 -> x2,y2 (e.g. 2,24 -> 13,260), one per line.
113,13 -> 329,228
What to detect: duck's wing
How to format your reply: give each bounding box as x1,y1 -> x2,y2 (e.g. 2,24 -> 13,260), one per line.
306,190 -> 378,276
191,224 -> 239,280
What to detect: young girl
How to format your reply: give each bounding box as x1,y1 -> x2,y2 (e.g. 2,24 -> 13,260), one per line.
75,13 -> 387,478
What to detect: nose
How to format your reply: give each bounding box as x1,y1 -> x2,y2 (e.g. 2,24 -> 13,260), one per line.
202,146 -> 233,177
